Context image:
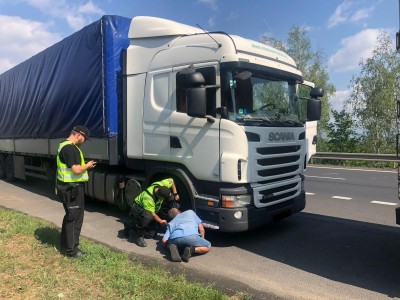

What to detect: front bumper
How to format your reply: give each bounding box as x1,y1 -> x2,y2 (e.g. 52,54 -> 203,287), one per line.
197,191 -> 306,232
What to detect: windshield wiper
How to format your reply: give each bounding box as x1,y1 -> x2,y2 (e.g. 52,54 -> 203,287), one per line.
277,120 -> 303,127
236,116 -> 273,125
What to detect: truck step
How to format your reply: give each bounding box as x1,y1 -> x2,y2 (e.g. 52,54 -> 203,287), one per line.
201,221 -> 219,230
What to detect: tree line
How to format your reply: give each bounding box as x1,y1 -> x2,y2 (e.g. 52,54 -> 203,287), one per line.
262,27 -> 400,162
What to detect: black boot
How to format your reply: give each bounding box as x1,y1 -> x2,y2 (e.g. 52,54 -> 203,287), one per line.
135,236 -> 147,247
134,226 -> 147,247
128,229 -> 137,243
128,228 -> 146,247
123,219 -> 136,238
169,244 -> 181,262
143,229 -> 156,239
181,246 -> 194,262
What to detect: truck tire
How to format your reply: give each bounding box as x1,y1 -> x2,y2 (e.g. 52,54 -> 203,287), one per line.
173,177 -> 192,211
5,155 -> 14,181
0,154 -> 5,179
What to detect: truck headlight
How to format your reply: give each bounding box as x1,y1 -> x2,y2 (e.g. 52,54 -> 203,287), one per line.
221,194 -> 251,208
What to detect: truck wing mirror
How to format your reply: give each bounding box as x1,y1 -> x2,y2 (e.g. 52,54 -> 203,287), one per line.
310,87 -> 324,98
187,87 -> 207,118
397,32 -> 400,51
235,71 -> 252,80
397,98 -> 400,118
307,98 -> 321,121
216,107 -> 228,119
177,69 -> 206,88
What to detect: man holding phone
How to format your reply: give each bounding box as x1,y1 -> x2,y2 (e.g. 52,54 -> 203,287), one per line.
56,125 -> 96,258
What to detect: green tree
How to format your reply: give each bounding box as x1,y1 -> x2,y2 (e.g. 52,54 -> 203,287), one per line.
327,109 -> 360,152
262,27 -> 335,151
345,31 -> 400,154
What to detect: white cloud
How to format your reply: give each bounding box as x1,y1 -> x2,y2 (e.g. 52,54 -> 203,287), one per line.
0,1 -> 105,73
207,16 -> 215,27
226,12 -> 238,21
197,0 -> 218,11
0,58 -> 14,74
328,0 -> 353,28
330,89 -> 351,112
328,28 -> 382,73
26,0 -> 104,30
350,7 -> 373,22
0,15 -> 61,73
78,1 -> 104,14
328,0 -> 375,28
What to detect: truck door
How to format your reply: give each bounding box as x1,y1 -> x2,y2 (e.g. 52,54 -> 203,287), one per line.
169,64 -> 221,182
305,120 -> 317,162
142,68 -> 172,160
300,81 -> 318,163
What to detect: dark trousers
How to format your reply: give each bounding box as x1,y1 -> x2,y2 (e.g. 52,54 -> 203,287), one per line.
130,200 -> 179,237
130,204 -> 157,237
57,183 -> 85,255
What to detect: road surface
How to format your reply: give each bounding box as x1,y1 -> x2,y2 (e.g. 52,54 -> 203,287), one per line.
0,165 -> 399,299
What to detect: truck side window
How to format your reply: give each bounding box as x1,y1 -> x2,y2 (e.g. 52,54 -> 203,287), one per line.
176,67 -> 216,116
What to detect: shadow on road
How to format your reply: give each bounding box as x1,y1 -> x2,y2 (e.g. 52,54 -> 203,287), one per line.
207,212 -> 400,298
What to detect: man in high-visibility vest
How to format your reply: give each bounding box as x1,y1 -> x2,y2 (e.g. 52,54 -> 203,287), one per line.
128,178 -> 180,247
56,125 -> 96,258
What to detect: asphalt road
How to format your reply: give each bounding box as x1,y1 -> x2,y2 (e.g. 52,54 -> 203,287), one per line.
0,165 -> 400,300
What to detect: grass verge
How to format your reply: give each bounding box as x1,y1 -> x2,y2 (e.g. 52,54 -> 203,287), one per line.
0,207 -> 251,300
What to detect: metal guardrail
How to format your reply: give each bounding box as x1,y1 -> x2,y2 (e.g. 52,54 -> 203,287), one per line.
312,152 -> 399,163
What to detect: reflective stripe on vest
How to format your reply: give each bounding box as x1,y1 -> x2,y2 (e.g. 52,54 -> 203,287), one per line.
56,141 -> 88,182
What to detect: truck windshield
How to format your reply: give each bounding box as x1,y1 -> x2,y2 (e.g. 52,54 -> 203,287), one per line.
221,67 -> 302,126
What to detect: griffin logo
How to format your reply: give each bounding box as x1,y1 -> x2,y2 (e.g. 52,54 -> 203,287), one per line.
268,132 -> 295,141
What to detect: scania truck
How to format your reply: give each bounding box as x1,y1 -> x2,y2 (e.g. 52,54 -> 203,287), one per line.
0,15 -> 323,232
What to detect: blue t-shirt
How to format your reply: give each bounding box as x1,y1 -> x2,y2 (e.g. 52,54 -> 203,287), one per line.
164,210 -> 202,241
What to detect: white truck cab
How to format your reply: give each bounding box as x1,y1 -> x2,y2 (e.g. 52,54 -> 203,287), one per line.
124,16 -> 323,231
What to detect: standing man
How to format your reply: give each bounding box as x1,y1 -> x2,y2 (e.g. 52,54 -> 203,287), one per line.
128,178 -> 180,247
162,208 -> 211,262
56,125 -> 96,258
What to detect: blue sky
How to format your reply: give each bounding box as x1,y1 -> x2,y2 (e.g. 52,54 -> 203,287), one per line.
0,0 -> 397,111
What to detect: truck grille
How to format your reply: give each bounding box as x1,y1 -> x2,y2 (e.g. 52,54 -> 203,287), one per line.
259,183 -> 297,204
246,127 -> 304,208
252,176 -> 301,208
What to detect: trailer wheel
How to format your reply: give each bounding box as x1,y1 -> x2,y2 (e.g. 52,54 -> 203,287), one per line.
0,154 -> 5,179
123,178 -> 141,210
5,155 -> 14,181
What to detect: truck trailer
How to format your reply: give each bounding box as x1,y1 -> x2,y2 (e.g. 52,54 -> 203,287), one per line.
0,15 -> 323,232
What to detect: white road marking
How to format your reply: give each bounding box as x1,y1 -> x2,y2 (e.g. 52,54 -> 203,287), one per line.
305,175 -> 345,180
371,201 -> 398,206
306,192 -> 315,195
307,165 -> 396,173
332,196 -> 352,200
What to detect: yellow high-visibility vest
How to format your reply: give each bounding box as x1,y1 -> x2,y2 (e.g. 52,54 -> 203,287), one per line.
56,141 -> 88,182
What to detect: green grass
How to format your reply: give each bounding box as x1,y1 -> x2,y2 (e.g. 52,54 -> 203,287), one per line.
0,207 -> 251,300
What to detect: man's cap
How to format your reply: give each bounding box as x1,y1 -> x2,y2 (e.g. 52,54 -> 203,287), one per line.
156,186 -> 172,198
73,125 -> 90,140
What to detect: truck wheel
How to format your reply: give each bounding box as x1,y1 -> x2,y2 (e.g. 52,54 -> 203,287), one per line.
0,154 -> 5,179
5,155 -> 14,181
173,178 -> 192,211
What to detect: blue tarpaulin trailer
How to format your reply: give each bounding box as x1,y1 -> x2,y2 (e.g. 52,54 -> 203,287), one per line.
0,15 -> 130,140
